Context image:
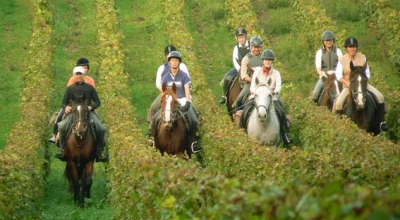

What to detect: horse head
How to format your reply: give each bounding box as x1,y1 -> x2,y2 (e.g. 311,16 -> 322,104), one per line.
253,77 -> 273,122
349,61 -> 368,111
71,93 -> 89,139
160,82 -> 179,130
325,70 -> 342,101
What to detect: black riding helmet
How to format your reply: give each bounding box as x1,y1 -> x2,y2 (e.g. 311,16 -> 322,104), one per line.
164,45 -> 177,56
76,57 -> 90,69
344,37 -> 358,47
235,27 -> 247,37
261,49 -> 275,60
167,51 -> 182,62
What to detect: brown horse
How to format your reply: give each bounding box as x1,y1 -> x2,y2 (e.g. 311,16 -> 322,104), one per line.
226,74 -> 242,120
64,93 -> 96,208
318,71 -> 342,110
343,62 -> 380,135
151,83 -> 191,157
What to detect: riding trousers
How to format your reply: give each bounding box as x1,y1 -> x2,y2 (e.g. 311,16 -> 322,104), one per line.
333,84 -> 384,112
147,93 -> 162,123
312,78 -> 324,101
234,83 -> 250,110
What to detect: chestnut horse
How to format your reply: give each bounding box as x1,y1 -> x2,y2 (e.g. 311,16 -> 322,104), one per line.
343,62 -> 380,135
151,83 -> 191,157
226,74 -> 242,120
318,70 -> 342,110
64,93 -> 96,208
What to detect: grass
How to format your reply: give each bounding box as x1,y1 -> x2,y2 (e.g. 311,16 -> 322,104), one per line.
117,0 -> 170,134
0,0 -> 33,149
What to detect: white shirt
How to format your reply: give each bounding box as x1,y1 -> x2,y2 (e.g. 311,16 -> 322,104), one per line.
232,41 -> 250,71
250,66 -> 281,96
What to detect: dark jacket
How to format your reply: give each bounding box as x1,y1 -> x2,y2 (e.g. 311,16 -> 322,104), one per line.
62,81 -> 101,110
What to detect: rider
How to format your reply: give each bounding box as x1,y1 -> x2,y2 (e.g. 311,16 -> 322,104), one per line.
312,30 -> 343,103
48,57 -> 95,144
56,66 -> 108,162
150,51 -> 201,153
218,27 -> 250,104
232,36 -> 263,111
248,49 -> 291,145
333,37 -> 388,131
146,45 -> 190,133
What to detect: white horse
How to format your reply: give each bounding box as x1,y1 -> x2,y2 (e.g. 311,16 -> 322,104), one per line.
247,82 -> 281,146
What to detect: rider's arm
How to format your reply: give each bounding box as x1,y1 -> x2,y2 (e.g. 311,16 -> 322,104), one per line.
364,57 -> 371,79
90,87 -> 101,110
274,70 -> 282,94
240,56 -> 251,83
232,45 -> 240,71
184,83 -> 191,102
155,65 -> 164,93
315,49 -> 323,77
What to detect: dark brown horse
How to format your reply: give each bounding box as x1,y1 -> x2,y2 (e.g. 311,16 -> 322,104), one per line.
344,62 -> 380,135
226,74 -> 242,121
151,83 -> 191,157
64,93 -> 96,208
318,71 -> 342,110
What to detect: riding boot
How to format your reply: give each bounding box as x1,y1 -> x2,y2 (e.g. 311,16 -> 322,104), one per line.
281,120 -> 291,145
377,103 -> 388,131
48,124 -> 59,144
96,143 -> 108,162
218,79 -> 229,105
55,144 -> 66,161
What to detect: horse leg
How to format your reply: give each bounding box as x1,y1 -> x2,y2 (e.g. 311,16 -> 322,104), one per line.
67,161 -> 80,204
84,161 -> 94,199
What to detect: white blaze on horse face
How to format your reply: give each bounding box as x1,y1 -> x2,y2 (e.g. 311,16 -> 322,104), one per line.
255,85 -> 270,119
77,105 -> 83,130
356,75 -> 365,108
164,95 -> 172,122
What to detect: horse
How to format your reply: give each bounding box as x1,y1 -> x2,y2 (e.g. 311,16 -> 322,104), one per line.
64,93 -> 96,208
343,62 -> 380,135
151,83 -> 191,158
226,73 -> 242,121
318,70 -> 342,110
246,78 -> 281,146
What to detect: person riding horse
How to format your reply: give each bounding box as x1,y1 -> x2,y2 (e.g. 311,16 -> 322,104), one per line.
146,45 -> 190,131
48,57 -> 95,144
333,37 -> 388,132
232,36 -> 263,111
149,51 -> 201,153
57,66 -> 108,162
218,27 -> 250,104
312,30 -> 343,103
244,49 -> 291,145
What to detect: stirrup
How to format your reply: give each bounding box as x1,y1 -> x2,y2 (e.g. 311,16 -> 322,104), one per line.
218,96 -> 227,105
190,141 -> 201,154
380,122 -> 388,132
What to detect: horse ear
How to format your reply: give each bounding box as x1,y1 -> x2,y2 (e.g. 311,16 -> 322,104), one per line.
255,77 -> 259,86
162,82 -> 167,92
172,83 -> 177,93
350,61 -> 355,71
71,94 -> 76,102
363,60 -> 368,71
267,77 -> 272,87
82,93 -> 86,103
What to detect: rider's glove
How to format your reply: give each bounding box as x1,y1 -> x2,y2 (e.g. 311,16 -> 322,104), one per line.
179,101 -> 191,112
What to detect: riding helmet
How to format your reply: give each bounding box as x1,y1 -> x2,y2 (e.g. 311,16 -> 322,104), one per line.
164,45 -> 177,56
261,49 -> 275,60
167,51 -> 182,62
76,57 -> 90,69
235,27 -> 247,37
250,36 -> 263,47
344,37 -> 358,47
321,30 -> 335,42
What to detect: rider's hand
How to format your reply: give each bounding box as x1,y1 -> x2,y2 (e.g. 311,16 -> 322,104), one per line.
65,106 -> 72,114
179,101 -> 191,112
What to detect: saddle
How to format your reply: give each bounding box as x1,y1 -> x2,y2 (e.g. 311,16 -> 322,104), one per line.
239,101 -> 255,130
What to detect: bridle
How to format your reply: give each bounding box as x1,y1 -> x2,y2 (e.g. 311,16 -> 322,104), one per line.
253,84 -> 272,115
72,105 -> 89,139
